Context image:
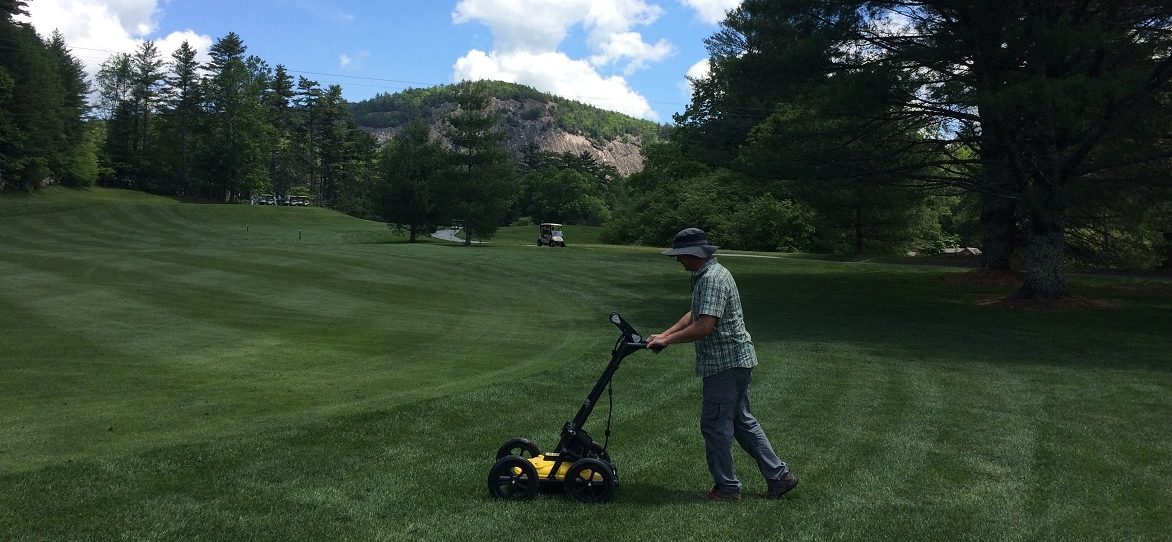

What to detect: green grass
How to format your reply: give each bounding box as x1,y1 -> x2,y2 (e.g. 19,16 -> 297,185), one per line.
2,187 -> 1170,541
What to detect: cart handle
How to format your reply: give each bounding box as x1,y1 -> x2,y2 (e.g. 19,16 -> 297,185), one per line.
609,312 -> 645,344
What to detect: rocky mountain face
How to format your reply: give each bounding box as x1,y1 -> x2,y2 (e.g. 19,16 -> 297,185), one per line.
358,95 -> 650,177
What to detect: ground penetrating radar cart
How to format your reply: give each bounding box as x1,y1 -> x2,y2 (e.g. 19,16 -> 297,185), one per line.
487,313 -> 650,503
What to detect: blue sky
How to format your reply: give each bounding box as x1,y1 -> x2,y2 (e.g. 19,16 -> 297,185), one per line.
21,0 -> 744,122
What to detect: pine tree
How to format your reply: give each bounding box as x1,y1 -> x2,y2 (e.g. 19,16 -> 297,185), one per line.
130,40 -> 165,190
443,80 -> 519,245
202,33 -> 267,201
158,41 -> 204,196
46,31 -> 91,186
376,119 -> 447,241
264,65 -> 296,198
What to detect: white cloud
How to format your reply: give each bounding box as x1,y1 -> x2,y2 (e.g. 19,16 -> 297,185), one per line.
686,58 -> 711,80
19,0 -> 212,82
678,57 -> 709,97
339,51 -> 370,69
452,0 -> 673,119
680,0 -> 741,25
589,32 -> 672,74
453,49 -> 657,121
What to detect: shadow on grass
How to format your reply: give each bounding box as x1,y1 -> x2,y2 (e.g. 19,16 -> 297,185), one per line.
734,267 -> 1172,373
613,483 -> 703,505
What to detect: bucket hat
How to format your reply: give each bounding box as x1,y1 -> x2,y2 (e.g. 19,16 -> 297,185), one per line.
662,228 -> 718,258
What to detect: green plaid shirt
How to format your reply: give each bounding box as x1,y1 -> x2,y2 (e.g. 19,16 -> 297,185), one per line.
691,258 -> 758,378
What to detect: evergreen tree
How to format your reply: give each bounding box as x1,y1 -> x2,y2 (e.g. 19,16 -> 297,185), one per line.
664,0 -> 1172,298
130,40 -> 165,190
315,84 -> 351,207
861,0 -> 1172,297
1,0 -> 27,19
202,33 -> 267,201
46,31 -> 92,186
0,67 -> 22,189
157,41 -> 204,196
376,119 -> 448,240
443,80 -> 519,245
0,12 -> 71,190
264,65 -> 297,198
292,76 -> 324,202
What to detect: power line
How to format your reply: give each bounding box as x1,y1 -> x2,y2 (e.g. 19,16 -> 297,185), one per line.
52,44 -> 694,112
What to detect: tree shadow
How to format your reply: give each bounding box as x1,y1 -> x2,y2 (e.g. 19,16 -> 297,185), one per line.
612,482 -> 701,506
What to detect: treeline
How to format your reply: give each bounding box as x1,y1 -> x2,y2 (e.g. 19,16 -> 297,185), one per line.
606,0 -> 1172,298
0,2 -> 94,191
351,81 -> 664,143
93,32 -> 376,212
1,0 -> 626,239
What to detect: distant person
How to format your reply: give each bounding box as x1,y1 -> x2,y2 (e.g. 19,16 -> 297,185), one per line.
646,228 -> 798,501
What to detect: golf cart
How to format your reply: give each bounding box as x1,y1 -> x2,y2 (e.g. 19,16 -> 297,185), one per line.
537,223 -> 566,247
487,313 -> 649,503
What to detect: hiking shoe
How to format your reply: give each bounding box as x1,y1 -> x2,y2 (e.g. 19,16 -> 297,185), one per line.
703,486 -> 742,501
764,472 -> 799,499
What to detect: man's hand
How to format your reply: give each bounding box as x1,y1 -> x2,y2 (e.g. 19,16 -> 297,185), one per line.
646,315 -> 717,353
646,334 -> 669,352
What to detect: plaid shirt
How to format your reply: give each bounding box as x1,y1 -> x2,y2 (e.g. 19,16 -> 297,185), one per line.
691,258 -> 758,378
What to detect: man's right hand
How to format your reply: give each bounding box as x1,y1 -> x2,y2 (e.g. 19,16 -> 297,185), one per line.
646,334 -> 668,352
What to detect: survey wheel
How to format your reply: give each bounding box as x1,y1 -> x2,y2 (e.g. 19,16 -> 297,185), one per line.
488,456 -> 540,501
496,437 -> 541,460
564,458 -> 616,503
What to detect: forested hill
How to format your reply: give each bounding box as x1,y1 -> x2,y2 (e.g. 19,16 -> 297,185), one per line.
349,81 -> 667,177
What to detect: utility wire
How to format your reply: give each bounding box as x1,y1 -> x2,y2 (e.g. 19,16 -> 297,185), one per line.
50,45 -> 696,112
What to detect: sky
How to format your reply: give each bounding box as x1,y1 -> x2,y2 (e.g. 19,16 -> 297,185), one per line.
19,0 -> 744,122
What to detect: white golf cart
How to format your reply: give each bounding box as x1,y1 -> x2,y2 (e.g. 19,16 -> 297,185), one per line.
537,223 -> 566,247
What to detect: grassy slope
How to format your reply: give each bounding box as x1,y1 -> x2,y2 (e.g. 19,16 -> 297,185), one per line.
1,188 -> 1169,541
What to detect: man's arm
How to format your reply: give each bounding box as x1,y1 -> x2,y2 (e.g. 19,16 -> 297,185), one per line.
656,311 -> 693,337
646,313 -> 717,351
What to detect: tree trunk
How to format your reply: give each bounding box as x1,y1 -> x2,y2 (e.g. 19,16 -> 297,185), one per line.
1014,96 -> 1069,300
1162,232 -> 1172,269
409,224 -> 418,243
853,203 -> 864,256
979,191 -> 1016,271
1015,208 -> 1067,299
1015,158 -> 1068,299
977,119 -> 1018,272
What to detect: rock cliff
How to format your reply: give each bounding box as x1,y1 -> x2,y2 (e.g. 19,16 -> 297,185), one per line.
354,85 -> 658,177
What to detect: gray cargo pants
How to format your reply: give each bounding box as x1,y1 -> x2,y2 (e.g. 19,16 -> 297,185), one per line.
701,367 -> 788,493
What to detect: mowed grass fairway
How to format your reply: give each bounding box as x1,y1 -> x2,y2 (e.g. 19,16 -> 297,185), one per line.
2,188 -> 1170,541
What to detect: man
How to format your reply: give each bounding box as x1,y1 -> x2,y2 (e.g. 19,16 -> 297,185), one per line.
646,228 -> 798,501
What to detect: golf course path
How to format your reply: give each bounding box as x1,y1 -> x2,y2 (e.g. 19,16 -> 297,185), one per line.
431,227 -> 480,243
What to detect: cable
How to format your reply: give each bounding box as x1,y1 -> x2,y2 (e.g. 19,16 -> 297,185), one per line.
603,379 -> 613,453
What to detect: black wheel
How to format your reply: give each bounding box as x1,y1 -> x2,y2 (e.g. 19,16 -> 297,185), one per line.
496,437 -> 541,460
488,456 -> 539,501
564,458 -> 616,503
